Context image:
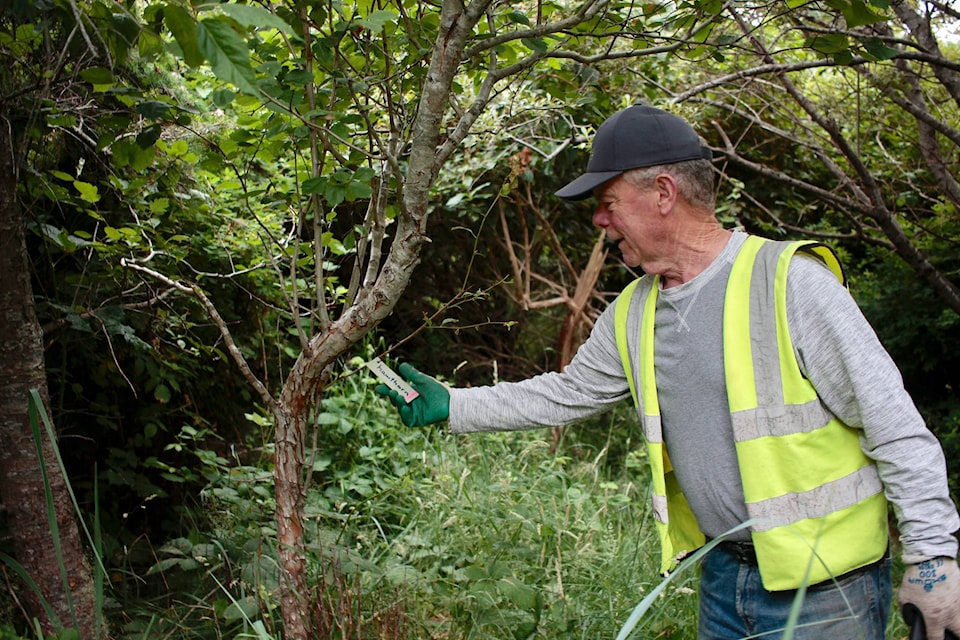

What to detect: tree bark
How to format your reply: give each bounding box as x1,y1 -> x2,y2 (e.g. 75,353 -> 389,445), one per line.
0,123 -> 102,636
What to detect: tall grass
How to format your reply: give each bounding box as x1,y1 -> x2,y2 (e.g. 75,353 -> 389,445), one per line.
0,390 -> 110,639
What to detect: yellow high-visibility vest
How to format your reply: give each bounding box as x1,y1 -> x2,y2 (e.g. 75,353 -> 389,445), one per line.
614,235 -> 888,590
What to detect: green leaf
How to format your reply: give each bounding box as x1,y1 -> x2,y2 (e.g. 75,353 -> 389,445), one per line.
321,232 -> 348,255
858,36 -> 900,60
79,67 -> 114,85
150,198 -> 170,214
146,557 -> 183,575
358,9 -> 398,31
841,0 -> 886,27
498,577 -> 538,609
211,88 -> 236,107
832,49 -> 854,64
197,17 -> 259,95
805,33 -> 849,54
38,223 -> 89,252
154,384 -> 171,404
219,4 -> 293,34
302,176 -> 327,195
137,100 -> 175,119
111,12 -> 140,58
74,181 -> 100,203
345,180 -> 372,201
324,184 -> 347,206
59,629 -> 80,640
46,113 -> 77,127
223,595 -> 260,622
507,11 -> 530,25
316,413 -> 340,426
521,37 -> 548,53
354,166 -> 376,182
136,124 -> 162,149
164,3 -> 204,67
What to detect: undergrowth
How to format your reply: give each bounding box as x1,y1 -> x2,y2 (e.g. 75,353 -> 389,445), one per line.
13,362 -> 911,639
112,360 -> 699,639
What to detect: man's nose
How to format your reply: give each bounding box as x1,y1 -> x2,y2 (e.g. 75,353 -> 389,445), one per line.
592,206 -> 611,229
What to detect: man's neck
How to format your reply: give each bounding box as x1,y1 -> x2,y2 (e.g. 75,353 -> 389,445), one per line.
659,225 -> 732,289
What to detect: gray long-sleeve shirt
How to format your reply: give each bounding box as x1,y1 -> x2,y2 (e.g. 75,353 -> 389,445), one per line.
448,230 -> 959,563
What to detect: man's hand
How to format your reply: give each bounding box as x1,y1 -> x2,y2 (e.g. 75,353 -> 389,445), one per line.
375,363 -> 449,427
900,557 -> 960,639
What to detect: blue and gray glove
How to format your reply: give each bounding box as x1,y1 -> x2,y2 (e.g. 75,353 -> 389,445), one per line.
375,363 -> 449,427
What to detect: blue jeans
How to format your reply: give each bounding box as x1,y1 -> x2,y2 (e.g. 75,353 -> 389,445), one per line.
698,547 -> 892,639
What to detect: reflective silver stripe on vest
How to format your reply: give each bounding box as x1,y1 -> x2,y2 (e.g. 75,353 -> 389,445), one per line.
750,242 -> 787,410
731,242 -> 833,441
652,493 -> 669,524
745,465 -> 883,532
731,400 -> 831,442
642,413 -> 663,444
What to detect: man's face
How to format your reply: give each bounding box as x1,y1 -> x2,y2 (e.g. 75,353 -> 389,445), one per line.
591,175 -> 663,268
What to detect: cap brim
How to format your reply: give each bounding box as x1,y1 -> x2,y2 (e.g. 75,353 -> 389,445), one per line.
554,170 -> 624,201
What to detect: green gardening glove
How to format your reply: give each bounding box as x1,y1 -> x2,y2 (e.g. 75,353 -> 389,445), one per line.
375,363 -> 450,427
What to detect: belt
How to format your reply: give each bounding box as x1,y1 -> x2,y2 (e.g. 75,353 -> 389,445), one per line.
712,540 -> 889,583
715,540 -> 758,566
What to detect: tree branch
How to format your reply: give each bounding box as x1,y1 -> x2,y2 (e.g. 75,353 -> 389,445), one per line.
120,258 -> 275,408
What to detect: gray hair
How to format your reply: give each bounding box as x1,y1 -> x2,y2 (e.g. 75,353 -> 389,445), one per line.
622,157 -> 715,211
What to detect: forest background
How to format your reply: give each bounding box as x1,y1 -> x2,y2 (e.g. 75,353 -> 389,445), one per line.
1,0 -> 959,638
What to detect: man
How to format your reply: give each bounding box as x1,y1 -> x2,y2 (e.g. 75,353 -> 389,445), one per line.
377,104 -> 960,639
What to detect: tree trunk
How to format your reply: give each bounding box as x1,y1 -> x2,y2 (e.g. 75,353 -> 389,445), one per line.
0,124 -> 102,636
272,404 -> 311,640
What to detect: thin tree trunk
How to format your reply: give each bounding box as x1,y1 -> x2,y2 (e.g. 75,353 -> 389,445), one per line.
0,123 -> 102,636
272,404 -> 311,640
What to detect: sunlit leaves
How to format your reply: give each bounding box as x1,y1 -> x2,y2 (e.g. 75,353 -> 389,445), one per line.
74,181 -> 101,203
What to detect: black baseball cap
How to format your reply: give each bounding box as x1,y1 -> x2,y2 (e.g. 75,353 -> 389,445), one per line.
555,105 -> 712,201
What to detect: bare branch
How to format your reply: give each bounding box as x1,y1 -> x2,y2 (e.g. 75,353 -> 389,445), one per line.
120,258 -> 275,408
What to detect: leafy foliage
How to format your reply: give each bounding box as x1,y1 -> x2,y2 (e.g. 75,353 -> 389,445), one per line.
121,366 -> 699,639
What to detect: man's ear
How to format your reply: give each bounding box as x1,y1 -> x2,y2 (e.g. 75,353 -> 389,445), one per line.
654,173 -> 679,212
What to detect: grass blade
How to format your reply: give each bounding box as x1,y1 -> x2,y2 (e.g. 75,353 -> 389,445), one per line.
614,520 -> 757,640
27,390 -> 77,631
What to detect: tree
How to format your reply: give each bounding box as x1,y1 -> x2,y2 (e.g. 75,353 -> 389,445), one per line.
0,4 -> 117,635
116,1 -> 738,636
1,116 -> 104,640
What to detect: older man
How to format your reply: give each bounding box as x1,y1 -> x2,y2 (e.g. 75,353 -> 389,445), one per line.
378,104 -> 960,639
